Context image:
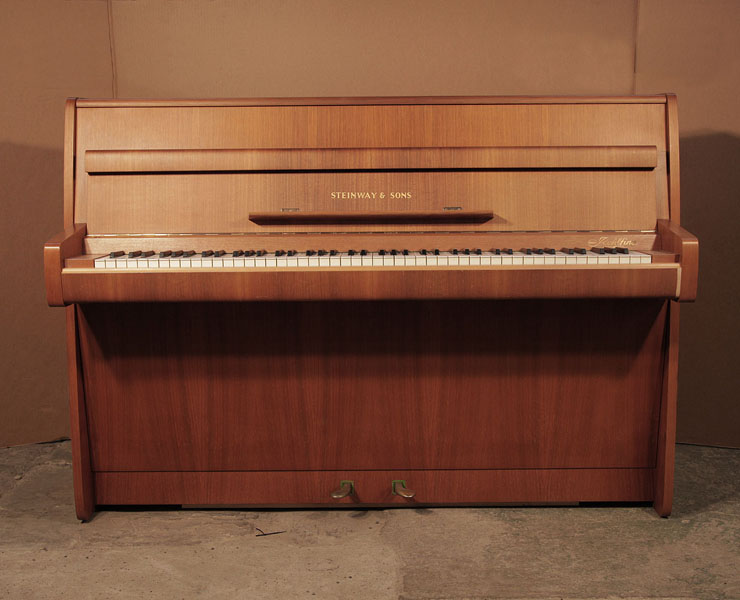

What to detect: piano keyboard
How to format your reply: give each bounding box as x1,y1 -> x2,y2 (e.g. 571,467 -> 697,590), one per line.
94,247 -> 652,269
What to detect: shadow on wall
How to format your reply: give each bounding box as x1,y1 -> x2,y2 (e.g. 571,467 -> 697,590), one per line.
677,133 -> 740,448
0,142 -> 69,447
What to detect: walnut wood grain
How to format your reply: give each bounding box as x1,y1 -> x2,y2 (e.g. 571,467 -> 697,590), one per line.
94,468 -> 654,506
78,300 -> 666,472
84,146 -> 658,174
73,102 -> 669,227
666,94 -> 681,222
61,264 -> 680,303
66,306 -> 95,521
657,219 -> 699,301
43,224 -> 86,306
654,302 -> 680,517
63,99 -> 76,229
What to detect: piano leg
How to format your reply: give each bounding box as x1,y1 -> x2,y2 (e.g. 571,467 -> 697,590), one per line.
654,302 -> 679,517
67,305 -> 95,521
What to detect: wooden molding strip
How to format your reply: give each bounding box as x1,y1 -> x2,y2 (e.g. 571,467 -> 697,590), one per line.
85,146 -> 658,174
77,95 -> 670,108
249,211 -> 494,225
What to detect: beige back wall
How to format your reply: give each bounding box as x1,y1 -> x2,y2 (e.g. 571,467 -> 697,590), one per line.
1,0 -> 738,447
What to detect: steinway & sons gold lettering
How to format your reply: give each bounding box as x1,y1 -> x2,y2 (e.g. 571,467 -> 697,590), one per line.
330,191 -> 412,199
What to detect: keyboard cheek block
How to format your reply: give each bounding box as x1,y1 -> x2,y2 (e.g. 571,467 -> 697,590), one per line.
45,95 -> 697,520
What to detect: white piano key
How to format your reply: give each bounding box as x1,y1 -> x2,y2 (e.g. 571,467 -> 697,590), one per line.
191,258 -> 203,268
372,254 -> 384,266
255,257 -> 268,267
469,255 -> 481,266
413,253 -> 427,266
94,257 -> 107,269
340,253 -> 353,267
212,258 -> 224,267
223,258 -> 234,267
522,254 -> 534,265
168,259 -> 180,268
307,257 -> 321,267
362,254 -> 374,267
180,258 -> 192,268
265,257 -> 277,267
286,257 -> 298,267
351,256 -> 363,267
276,258 -> 287,267
426,255 -> 439,266
329,256 -> 341,267
319,256 -> 330,267
382,255 -> 394,266
608,254 -> 620,264
447,254 -> 460,266
618,253 -> 631,264
436,254 -> 449,266
533,255 -> 546,265
147,258 -> 159,268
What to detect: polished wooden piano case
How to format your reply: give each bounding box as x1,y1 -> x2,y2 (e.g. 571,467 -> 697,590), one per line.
45,96 -> 698,520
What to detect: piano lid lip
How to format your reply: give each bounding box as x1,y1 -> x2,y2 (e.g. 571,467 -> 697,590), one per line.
75,95 -> 670,109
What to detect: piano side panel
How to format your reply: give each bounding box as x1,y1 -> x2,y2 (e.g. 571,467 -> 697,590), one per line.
84,170 -> 660,234
77,299 -> 666,473
73,102 -> 669,227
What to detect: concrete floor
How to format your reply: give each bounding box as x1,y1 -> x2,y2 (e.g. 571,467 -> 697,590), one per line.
0,443 -> 738,600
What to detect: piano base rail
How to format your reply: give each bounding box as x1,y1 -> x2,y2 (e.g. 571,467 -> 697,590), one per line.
94,468 -> 655,508
60,264 -> 681,303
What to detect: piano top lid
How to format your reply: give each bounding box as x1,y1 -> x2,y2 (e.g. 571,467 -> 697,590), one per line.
75,94 -> 670,108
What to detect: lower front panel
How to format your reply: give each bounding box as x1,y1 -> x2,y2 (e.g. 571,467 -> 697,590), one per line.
94,468 -> 655,507
78,299 -> 667,473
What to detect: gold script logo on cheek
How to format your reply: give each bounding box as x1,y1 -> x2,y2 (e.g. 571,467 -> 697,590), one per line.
329,192 -> 412,199
587,236 -> 637,247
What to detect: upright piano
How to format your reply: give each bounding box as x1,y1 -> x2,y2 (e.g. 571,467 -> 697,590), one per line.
44,95 -> 698,520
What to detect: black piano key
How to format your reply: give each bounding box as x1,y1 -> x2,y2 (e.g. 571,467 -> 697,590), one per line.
171,250 -> 184,257
214,250 -> 226,257
591,247 -> 606,254
574,247 -> 587,254
403,249 -> 409,255
503,248 -> 513,255
604,247 -> 617,254
475,249 -> 482,255
390,249 -> 398,256
434,249 -> 440,255
318,250 -> 327,256
140,251 -> 154,258
109,251 -> 125,258
347,249 -> 355,256
305,250 -> 315,256
159,250 -> 172,258
560,248 -> 574,255
201,250 -> 214,257
544,248 -> 556,255
330,250 -> 338,256
128,251 -> 142,258
452,249 -> 459,255
275,250 -> 284,257
256,250 -> 265,257
379,249 -> 386,256
183,251 -> 195,257
360,249 -> 368,256
286,250 -> 296,257
616,247 -> 629,254
532,248 -> 544,255
420,249 -> 428,255
463,249 -> 471,255
521,248 -> 532,255
232,250 -> 244,257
